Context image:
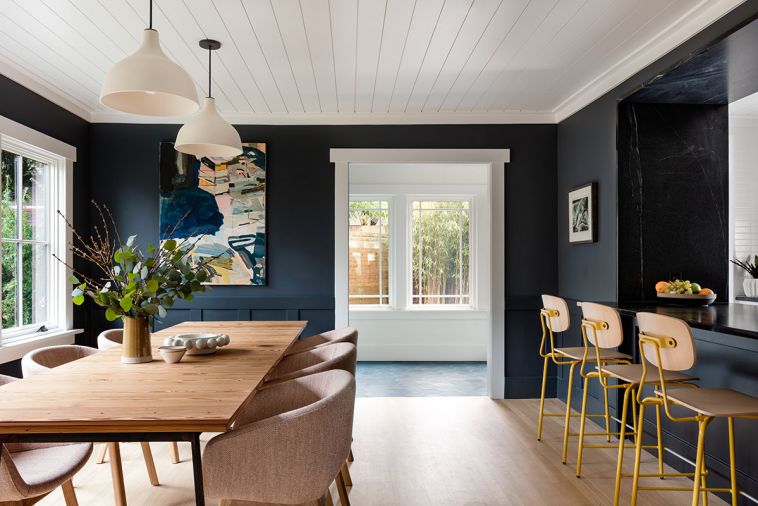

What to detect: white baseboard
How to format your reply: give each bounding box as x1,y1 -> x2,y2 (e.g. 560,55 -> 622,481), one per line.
357,344 -> 487,361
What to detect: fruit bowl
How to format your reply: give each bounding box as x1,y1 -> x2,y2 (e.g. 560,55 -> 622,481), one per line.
656,292 -> 717,307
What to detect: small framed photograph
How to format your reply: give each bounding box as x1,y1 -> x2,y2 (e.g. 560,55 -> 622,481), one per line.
568,182 -> 597,244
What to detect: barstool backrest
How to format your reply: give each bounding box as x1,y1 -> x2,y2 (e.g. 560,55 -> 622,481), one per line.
637,312 -> 696,371
541,295 -> 570,332
580,302 -> 623,348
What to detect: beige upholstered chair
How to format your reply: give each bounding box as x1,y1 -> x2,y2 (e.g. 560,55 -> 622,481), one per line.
95,330 -> 181,466
21,344 -> 161,498
266,342 -> 357,385
0,374 -> 92,505
287,327 -> 358,355
204,370 -> 355,506
21,345 -> 97,378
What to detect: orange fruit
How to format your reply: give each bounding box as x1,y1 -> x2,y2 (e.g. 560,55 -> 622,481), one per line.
699,288 -> 714,295
655,281 -> 670,293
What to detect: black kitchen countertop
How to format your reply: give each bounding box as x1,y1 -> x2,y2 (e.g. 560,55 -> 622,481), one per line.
589,301 -> 758,340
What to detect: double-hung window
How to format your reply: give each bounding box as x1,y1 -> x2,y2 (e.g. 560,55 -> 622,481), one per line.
348,195 -> 474,310
348,199 -> 390,305
1,134 -> 70,348
411,199 -> 471,306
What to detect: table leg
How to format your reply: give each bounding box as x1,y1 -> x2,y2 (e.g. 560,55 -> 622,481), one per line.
190,433 -> 205,506
107,442 -> 127,506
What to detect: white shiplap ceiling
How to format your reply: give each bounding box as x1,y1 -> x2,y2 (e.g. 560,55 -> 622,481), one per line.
0,0 -> 745,124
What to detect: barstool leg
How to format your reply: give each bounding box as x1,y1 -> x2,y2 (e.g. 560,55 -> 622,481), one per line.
655,404 -> 664,479
603,380 -> 611,442
631,403 -> 647,506
575,375 -> 591,477
691,417 -> 711,506
537,356 -> 549,441
728,417 -> 738,506
613,384 -> 633,506
562,361 -> 578,464
631,392 -> 638,445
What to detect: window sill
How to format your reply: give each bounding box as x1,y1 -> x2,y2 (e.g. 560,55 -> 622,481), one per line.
0,329 -> 83,365
349,309 -> 489,320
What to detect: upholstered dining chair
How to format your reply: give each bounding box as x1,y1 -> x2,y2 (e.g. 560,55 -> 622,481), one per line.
21,344 -> 161,498
203,370 -> 355,506
95,329 -> 181,466
0,373 -> 92,505
265,342 -> 357,385
286,327 -> 358,355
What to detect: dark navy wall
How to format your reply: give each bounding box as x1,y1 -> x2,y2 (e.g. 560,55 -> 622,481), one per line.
557,2 -> 758,302
0,75 -> 90,377
88,123 -> 557,395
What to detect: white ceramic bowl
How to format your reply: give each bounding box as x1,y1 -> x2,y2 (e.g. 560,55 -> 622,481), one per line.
162,333 -> 231,355
159,345 -> 187,364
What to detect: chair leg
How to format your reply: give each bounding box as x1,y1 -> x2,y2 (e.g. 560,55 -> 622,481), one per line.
691,417 -> 711,506
630,403 -> 647,506
107,443 -> 127,506
347,448 -> 354,463
316,488 -> 334,506
631,389 -> 638,445
728,417 -> 738,506
341,461 -> 352,487
561,361 -> 578,464
140,442 -> 160,486
613,384 -> 632,506
96,443 -> 108,464
655,403 -> 664,479
61,479 -> 78,506
575,374 -> 590,477
170,442 -> 181,464
537,356 -> 549,441
602,379 -> 611,442
335,470 -> 351,506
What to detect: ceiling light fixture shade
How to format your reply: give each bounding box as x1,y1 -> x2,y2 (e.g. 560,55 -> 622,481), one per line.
100,1 -> 199,116
175,97 -> 242,159
175,39 -> 242,160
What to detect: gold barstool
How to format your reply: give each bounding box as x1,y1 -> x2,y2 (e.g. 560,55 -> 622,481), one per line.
572,303 -> 637,477
631,312 -> 758,506
538,296 -> 630,464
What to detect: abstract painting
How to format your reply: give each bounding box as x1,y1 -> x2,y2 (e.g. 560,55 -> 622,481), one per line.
159,143 -> 267,285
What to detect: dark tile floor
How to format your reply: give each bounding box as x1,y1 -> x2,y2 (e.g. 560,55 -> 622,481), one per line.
355,361 -> 487,397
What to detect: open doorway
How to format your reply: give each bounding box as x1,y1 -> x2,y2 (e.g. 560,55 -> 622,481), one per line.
330,149 -> 509,399
348,163 -> 489,396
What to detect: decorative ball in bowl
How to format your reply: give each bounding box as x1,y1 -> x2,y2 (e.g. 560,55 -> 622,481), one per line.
158,345 -> 187,364
163,333 -> 230,355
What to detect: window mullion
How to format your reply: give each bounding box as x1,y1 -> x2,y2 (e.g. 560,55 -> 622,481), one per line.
15,155 -> 23,327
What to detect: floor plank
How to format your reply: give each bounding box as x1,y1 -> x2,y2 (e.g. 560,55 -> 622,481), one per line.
37,398 -> 726,505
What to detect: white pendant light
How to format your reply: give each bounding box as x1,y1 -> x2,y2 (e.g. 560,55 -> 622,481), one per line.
100,0 -> 198,116
175,39 -> 242,160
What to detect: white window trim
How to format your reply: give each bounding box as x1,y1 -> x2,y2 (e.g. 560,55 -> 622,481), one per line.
0,114 -> 78,362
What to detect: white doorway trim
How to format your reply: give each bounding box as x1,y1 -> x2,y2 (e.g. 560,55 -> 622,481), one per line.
330,148 -> 510,398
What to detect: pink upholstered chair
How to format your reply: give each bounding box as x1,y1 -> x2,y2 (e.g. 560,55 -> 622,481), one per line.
286,327 -> 358,355
265,342 -> 357,385
0,374 -> 92,505
203,370 -> 355,506
95,329 -> 181,466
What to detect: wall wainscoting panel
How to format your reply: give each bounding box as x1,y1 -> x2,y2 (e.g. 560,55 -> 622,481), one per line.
154,296 -> 335,339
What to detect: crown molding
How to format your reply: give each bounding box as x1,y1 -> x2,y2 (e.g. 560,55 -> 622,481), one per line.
552,0 -> 746,123
0,60 -> 92,122
89,109 -> 556,125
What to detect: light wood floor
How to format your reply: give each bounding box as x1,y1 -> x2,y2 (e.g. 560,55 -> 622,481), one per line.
37,398 -> 726,505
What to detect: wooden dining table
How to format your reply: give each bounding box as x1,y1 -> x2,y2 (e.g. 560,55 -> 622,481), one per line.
0,320 -> 307,506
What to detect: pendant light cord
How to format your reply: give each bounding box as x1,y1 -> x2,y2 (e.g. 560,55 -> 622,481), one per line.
148,0 -> 153,29
208,46 -> 212,98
